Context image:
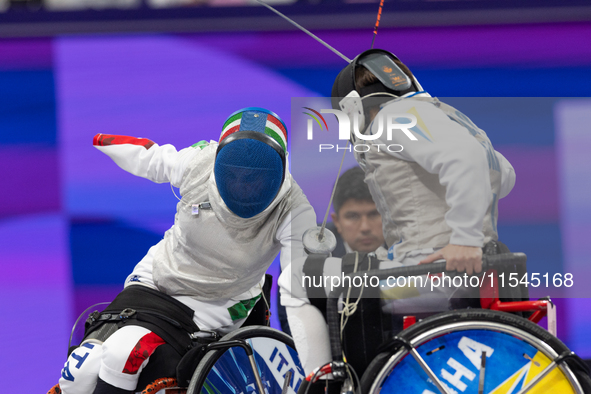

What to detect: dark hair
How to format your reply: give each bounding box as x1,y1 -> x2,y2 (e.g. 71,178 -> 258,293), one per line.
333,166 -> 374,215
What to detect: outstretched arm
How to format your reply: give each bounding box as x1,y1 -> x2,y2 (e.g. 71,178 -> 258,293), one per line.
93,134 -> 198,187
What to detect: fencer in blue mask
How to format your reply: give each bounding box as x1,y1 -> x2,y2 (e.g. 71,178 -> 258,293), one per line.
57,107 -> 316,394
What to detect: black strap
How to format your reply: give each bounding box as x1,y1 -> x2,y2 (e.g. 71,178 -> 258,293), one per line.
303,254 -> 330,316
84,285 -> 200,356
340,252 -> 387,376
97,285 -> 198,333
303,254 -> 330,299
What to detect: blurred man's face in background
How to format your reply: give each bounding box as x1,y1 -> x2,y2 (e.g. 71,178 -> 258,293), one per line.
332,199 -> 385,253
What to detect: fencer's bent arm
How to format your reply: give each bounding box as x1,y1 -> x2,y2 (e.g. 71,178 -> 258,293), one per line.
92,133 -> 198,187
376,101 -> 491,247
422,137 -> 490,247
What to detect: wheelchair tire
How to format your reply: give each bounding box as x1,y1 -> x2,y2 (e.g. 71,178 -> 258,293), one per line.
187,326 -> 304,394
360,309 -> 591,394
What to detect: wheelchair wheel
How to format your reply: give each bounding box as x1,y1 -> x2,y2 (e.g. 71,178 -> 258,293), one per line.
360,309 -> 591,394
186,326 -> 304,394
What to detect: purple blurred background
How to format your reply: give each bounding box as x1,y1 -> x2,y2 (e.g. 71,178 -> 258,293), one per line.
1,21 -> 591,391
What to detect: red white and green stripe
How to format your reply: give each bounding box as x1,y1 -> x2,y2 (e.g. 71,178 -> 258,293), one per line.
219,109 -> 287,153
220,112 -> 243,141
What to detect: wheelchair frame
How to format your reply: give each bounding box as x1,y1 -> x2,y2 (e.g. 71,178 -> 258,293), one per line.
304,253 -> 590,394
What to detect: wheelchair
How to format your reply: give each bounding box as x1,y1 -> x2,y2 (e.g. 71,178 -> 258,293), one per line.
49,253 -> 591,394
303,252 -> 591,394
184,325 -> 303,394
48,274 -> 304,394
120,325 -> 303,394
49,326 -> 302,394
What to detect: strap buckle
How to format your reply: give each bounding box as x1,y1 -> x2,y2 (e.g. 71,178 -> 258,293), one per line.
119,308 -> 137,319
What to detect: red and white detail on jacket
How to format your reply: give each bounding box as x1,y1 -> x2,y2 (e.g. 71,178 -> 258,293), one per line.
93,133 -> 155,150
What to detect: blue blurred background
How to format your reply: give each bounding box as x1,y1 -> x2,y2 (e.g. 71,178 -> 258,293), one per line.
1,2 -> 591,390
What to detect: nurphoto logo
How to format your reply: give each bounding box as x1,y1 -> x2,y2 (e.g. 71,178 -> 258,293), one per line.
303,107 -> 418,153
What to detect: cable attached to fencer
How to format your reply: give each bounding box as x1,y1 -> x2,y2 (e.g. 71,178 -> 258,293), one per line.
253,0 -> 351,63
170,182 -> 182,202
316,0 -> 388,242
318,140 -> 349,241
68,302 -> 111,352
339,251 -> 368,341
371,0 -> 385,49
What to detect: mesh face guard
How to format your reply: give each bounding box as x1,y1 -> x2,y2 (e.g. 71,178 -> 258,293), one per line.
215,108 -> 287,218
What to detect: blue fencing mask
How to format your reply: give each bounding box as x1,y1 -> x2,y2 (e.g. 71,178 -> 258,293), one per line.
214,107 -> 288,218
